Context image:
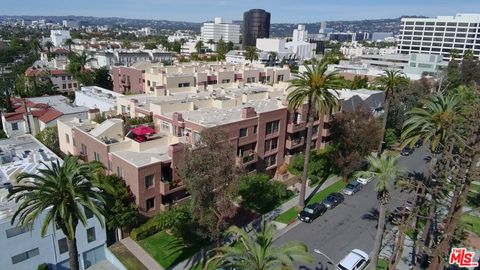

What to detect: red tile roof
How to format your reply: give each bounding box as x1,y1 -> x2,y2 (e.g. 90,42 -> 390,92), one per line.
50,69 -> 68,76
24,67 -> 45,77
54,48 -> 69,54
38,108 -> 63,123
3,112 -> 24,122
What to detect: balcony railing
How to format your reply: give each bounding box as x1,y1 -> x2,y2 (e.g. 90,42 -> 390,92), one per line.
286,137 -> 304,149
236,152 -> 257,166
287,122 -> 305,133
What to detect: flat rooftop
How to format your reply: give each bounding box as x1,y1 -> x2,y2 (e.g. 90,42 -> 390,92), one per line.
28,95 -> 89,115
0,135 -> 61,223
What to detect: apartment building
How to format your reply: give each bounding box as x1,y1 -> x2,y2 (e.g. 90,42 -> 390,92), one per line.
0,135 -> 108,270
58,81 -> 384,215
201,17 -> 240,44
112,61 -> 291,95
398,13 -> 480,60
75,86 -> 125,113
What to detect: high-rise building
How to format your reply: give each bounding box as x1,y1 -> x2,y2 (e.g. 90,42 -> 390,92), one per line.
398,13 -> 480,60
243,9 -> 271,47
201,17 -> 240,44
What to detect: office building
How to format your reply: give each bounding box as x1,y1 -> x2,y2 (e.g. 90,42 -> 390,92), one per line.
398,13 -> 480,60
201,17 -> 240,44
243,9 -> 271,47
0,135 -> 108,270
50,30 -> 71,47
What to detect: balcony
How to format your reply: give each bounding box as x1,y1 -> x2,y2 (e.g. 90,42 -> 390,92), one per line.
286,137 -> 304,149
287,122 -> 305,133
235,152 -> 258,166
321,128 -> 331,137
159,180 -> 184,195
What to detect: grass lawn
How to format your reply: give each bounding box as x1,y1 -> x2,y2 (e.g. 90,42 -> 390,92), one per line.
138,231 -> 209,269
109,242 -> 148,270
377,258 -> 388,270
460,214 -> 480,236
274,180 -> 346,224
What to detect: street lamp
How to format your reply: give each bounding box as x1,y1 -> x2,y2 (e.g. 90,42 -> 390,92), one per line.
313,248 -> 336,266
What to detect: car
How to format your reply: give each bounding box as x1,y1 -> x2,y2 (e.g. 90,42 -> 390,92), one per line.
297,203 -> 327,223
336,249 -> 369,270
343,181 -> 363,195
424,155 -> 432,162
401,147 -> 414,156
356,175 -> 374,185
322,192 -> 344,209
414,140 -> 423,148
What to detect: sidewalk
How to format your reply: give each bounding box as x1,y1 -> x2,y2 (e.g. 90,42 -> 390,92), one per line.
120,237 -> 163,270
172,175 -> 341,270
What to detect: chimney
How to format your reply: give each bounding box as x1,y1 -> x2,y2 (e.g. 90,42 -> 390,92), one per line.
241,107 -> 257,119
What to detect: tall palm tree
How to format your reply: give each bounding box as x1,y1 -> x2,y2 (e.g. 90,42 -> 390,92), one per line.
356,154 -> 402,270
29,37 -> 42,60
44,40 -> 54,60
287,62 -> 342,207
64,38 -> 74,53
207,220 -> 313,270
195,40 -> 204,54
245,46 -> 259,63
8,156 -> 105,270
374,69 -> 409,154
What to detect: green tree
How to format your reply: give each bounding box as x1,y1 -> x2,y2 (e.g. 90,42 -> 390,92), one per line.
93,67 -> 113,90
67,52 -> 96,85
356,154 -> 402,270
44,41 -> 54,60
207,220 -> 313,270
35,126 -> 60,155
226,41 -> 234,52
329,108 -> 381,181
195,40 -> 204,54
244,46 -> 258,63
216,38 -> 227,60
93,174 -> 138,233
8,156 -> 105,270
29,37 -> 41,60
287,62 -> 342,207
63,38 -> 74,53
374,69 -> 409,154
180,128 -> 242,247
239,174 -> 291,214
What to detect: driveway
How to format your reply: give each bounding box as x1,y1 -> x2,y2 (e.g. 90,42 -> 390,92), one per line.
274,146 -> 430,269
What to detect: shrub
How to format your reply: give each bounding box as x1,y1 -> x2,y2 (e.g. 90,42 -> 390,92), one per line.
37,263 -> 49,270
287,146 -> 335,184
384,128 -> 398,149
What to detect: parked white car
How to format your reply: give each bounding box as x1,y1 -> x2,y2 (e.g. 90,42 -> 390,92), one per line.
356,176 -> 373,185
336,249 -> 369,270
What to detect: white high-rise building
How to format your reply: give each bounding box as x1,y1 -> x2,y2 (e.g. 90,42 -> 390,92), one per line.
201,17 -> 240,44
398,13 -> 480,60
286,25 -> 317,60
292,25 -> 308,42
50,30 -> 71,47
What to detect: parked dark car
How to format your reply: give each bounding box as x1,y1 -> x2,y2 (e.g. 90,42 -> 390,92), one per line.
401,147 -> 414,156
414,140 -> 423,148
343,181 -> 363,195
298,203 -> 327,223
322,192 -> 344,209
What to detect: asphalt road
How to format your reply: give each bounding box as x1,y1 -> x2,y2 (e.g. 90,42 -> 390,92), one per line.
275,146 -> 430,270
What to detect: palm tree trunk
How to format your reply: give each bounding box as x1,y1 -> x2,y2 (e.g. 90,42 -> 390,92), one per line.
377,99 -> 389,156
299,102 -> 314,208
371,202 -> 387,270
66,237 -> 80,270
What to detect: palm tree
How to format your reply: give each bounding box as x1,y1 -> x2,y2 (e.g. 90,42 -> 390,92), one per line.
245,46 -> 259,63
195,40 -> 204,54
29,37 -> 41,60
207,220 -> 313,269
64,38 -> 74,53
374,69 -> 409,154
8,156 -> 105,270
287,62 -> 343,207
356,154 -> 402,270
67,52 -> 97,85
44,40 -> 54,60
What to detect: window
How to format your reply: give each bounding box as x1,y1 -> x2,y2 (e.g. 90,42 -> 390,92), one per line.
85,208 -> 94,219
68,83 -> 72,89
247,77 -> 256,83
265,120 -> 280,135
239,128 -> 248,137
253,125 -> 257,134
58,238 -> 68,254
161,121 -> 171,133
65,134 -> 70,143
73,83 -> 77,88
6,225 -> 32,238
117,166 -> 123,177
62,76 -> 66,80
265,154 -> 277,167
146,198 -> 155,211
221,79 -> 230,84
81,144 -> 87,155
178,82 -> 190,88
277,75 -> 284,81
87,227 -> 96,243
11,248 -> 39,264
11,122 -> 19,131
94,152 -> 100,161
145,175 -> 154,189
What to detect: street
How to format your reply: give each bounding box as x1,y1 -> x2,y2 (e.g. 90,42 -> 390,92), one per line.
275,146 -> 430,269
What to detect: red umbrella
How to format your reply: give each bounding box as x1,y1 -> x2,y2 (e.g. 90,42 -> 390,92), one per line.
131,126 -> 156,136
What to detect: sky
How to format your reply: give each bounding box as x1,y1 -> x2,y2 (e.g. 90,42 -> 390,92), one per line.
2,0 -> 480,23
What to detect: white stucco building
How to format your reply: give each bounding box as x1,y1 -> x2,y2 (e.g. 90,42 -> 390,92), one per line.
285,25 -> 317,60
201,17 -> 240,44
0,135 -> 110,270
75,86 -> 125,113
50,30 -> 71,47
